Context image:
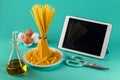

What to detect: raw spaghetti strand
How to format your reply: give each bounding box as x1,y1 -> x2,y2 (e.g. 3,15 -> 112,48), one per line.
25,4 -> 61,65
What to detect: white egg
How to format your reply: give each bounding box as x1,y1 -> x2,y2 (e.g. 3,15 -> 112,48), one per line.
31,33 -> 39,43
18,32 -> 25,42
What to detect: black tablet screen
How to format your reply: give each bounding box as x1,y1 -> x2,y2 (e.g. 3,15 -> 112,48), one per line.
62,18 -> 107,56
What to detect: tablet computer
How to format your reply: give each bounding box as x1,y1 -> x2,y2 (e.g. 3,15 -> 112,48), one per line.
58,16 -> 112,59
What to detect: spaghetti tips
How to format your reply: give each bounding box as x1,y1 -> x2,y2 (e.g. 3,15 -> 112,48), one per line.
25,4 -> 61,66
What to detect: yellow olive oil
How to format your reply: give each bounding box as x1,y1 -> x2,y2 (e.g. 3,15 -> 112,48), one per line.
6,59 -> 27,76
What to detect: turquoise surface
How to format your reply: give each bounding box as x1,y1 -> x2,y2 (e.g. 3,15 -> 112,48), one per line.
0,0 -> 120,80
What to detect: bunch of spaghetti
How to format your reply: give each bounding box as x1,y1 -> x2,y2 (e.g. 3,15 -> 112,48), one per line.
25,4 -> 61,66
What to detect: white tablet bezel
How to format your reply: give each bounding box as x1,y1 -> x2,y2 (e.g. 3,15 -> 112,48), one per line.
58,16 -> 112,59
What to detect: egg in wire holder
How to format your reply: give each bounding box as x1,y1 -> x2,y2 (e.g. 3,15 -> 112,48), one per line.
18,32 -> 39,47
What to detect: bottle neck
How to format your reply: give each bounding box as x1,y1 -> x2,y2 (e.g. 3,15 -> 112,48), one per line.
12,42 -> 18,50
11,31 -> 18,50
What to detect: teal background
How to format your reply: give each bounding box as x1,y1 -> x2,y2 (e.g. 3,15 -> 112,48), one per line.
0,0 -> 120,80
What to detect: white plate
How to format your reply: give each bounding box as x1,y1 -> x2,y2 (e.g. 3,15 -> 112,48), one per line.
24,48 -> 64,68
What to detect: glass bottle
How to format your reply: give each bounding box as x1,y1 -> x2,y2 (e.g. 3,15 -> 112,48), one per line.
6,31 -> 27,76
